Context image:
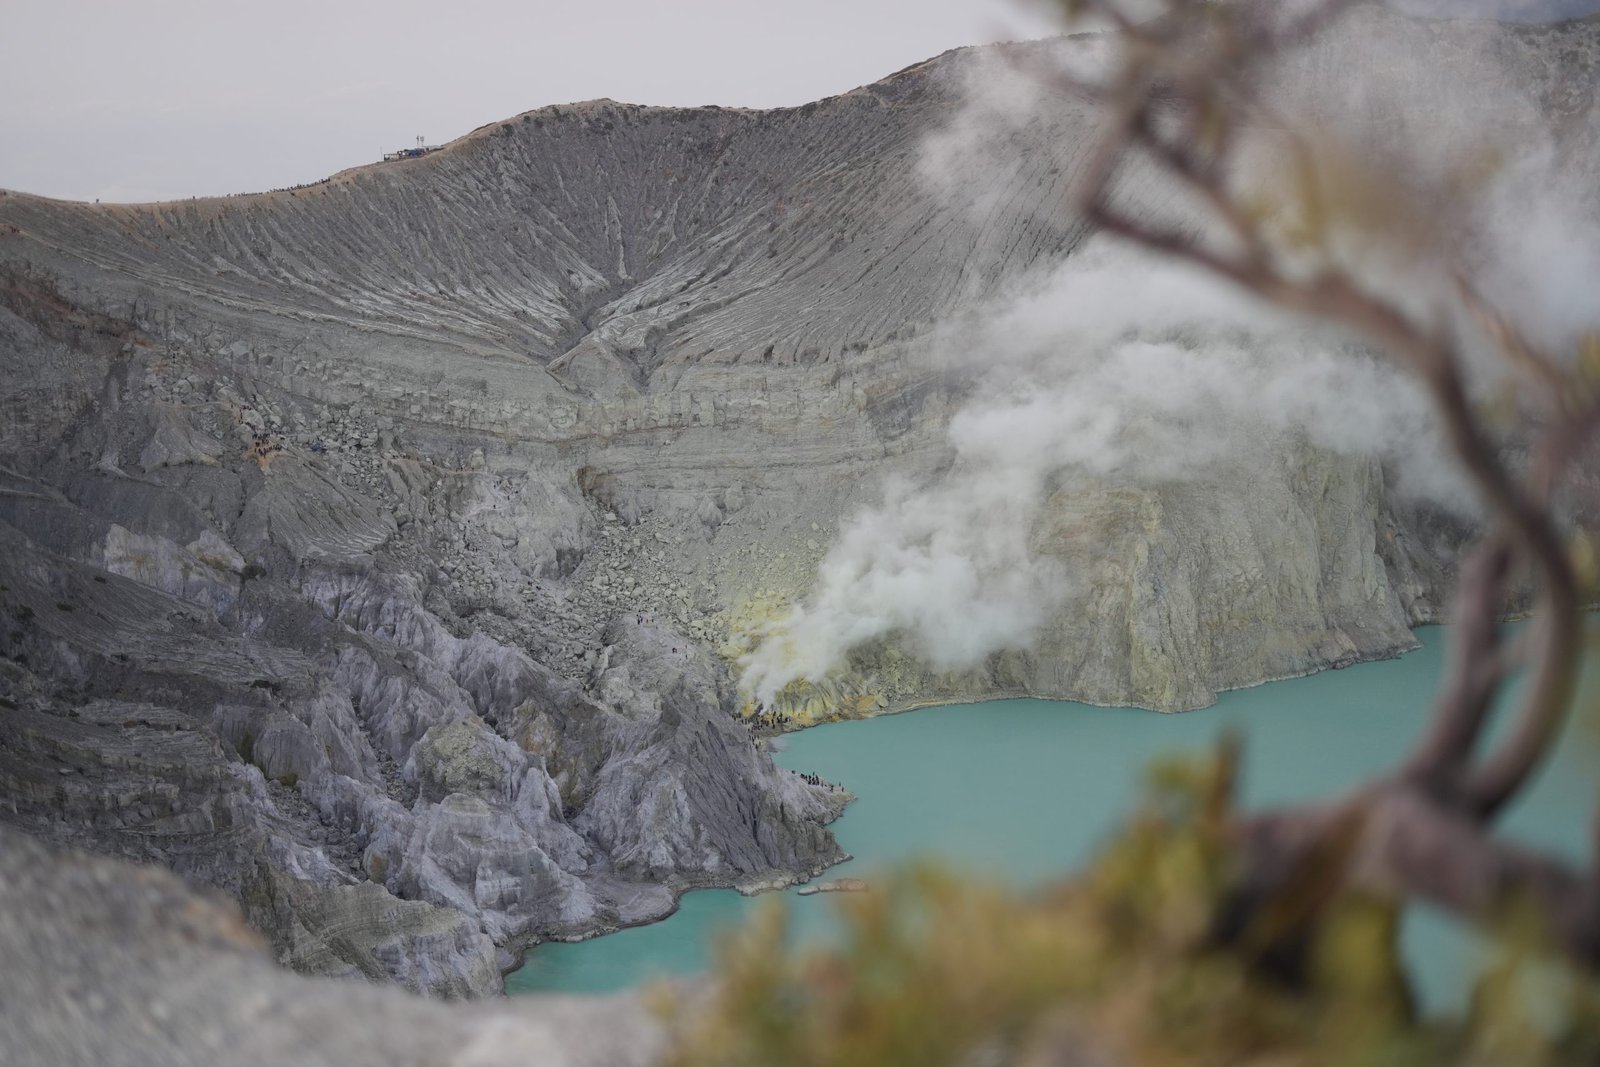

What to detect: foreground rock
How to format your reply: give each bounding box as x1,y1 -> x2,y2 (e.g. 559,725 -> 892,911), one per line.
0,825 -> 663,1067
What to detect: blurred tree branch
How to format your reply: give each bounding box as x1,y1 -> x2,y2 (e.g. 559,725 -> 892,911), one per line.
1057,0 -> 1598,972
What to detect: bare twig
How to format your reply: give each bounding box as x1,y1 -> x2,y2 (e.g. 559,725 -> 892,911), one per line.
1402,538 -> 1513,791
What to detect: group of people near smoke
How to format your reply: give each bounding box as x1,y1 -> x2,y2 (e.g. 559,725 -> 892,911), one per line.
746,703 -> 792,730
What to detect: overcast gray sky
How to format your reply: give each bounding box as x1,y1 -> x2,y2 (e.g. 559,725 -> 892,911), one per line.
3,0 -> 1596,204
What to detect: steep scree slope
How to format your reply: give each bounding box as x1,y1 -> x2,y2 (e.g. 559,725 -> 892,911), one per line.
0,11 -> 1596,995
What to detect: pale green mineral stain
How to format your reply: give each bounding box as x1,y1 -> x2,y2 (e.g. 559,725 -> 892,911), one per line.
508,624 -> 1595,1012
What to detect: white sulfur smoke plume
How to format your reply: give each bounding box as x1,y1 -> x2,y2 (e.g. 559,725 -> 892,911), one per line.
1470,146 -> 1600,357
741,9 -> 1600,705
741,244 -> 1454,704
738,462 -> 1071,707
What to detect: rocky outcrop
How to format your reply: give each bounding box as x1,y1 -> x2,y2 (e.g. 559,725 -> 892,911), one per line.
0,369 -> 844,994
0,6 -> 1594,1000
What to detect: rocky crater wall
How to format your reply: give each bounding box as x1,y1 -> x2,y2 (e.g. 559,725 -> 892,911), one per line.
0,7 -> 1594,997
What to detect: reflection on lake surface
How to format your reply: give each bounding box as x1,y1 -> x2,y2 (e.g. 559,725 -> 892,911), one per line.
508,624 -> 1595,1013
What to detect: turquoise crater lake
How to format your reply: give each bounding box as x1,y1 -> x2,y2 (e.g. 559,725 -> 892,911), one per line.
507,625 -> 1595,1010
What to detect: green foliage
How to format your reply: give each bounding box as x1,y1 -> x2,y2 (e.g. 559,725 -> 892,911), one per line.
662,743 -> 1600,1066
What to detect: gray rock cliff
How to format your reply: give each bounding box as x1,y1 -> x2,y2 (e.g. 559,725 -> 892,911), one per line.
1,5 -> 1594,1000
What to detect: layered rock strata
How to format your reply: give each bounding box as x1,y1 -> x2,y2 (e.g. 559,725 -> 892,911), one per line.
0,6 -> 1594,996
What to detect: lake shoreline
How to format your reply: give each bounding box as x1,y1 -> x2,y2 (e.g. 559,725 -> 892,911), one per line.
753,632 -> 1425,743
507,621 -> 1589,1006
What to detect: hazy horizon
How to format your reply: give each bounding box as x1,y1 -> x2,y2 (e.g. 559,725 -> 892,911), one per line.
4,0 -> 1597,204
